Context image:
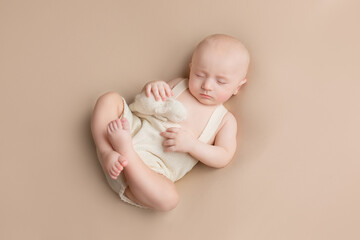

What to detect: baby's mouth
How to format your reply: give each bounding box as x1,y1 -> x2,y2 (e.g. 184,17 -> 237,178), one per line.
200,93 -> 212,99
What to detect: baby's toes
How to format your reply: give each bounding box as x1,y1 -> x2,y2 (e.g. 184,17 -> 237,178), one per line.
114,161 -> 124,172
109,168 -> 119,179
120,117 -> 130,131
108,120 -> 119,132
115,119 -> 122,129
107,122 -> 114,133
112,119 -> 120,130
118,155 -> 128,167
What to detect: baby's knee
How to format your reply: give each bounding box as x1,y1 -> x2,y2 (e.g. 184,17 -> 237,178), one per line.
97,91 -> 122,104
154,190 -> 179,212
96,91 -> 124,114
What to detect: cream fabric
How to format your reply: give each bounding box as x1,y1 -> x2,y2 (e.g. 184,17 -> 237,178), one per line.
98,78 -> 228,207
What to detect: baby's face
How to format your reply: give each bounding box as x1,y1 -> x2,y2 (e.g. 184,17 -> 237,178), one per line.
188,42 -> 248,105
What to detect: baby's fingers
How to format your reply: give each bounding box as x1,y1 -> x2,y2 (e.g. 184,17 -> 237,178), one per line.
160,131 -> 176,139
162,139 -> 175,147
166,127 -> 180,133
145,84 -> 152,98
158,86 -> 167,101
151,85 -> 161,101
164,146 -> 176,152
165,84 -> 173,98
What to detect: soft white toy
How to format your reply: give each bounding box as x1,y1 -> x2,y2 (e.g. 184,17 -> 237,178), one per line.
129,92 -> 187,123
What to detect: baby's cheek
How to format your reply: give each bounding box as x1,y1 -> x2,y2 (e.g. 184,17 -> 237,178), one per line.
217,92 -> 232,103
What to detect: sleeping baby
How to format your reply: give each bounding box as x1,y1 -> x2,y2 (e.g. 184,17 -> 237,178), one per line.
90,34 -> 250,211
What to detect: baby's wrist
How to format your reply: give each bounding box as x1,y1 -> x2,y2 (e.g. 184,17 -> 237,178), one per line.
187,137 -> 198,153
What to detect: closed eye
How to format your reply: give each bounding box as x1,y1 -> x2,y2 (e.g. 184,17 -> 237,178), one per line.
217,80 -> 227,84
195,73 -> 205,78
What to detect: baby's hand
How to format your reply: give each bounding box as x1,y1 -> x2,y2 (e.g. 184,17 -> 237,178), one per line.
161,127 -> 196,153
144,80 -> 174,101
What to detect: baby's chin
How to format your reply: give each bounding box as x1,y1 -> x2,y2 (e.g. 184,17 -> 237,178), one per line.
195,95 -> 222,105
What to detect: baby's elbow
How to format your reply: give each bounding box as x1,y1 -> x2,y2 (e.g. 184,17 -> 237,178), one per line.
215,155 -> 233,169
212,145 -> 235,168
214,163 -> 226,169
220,149 -> 237,168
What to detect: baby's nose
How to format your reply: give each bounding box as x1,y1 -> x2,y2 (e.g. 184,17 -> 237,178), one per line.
201,79 -> 213,90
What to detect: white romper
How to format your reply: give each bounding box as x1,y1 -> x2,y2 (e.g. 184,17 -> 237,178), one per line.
97,78 -> 228,208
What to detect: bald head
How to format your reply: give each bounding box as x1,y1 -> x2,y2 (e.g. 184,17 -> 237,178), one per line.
191,34 -> 250,80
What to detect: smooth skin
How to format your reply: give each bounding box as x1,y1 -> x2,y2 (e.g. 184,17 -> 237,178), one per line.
90,34 -> 250,211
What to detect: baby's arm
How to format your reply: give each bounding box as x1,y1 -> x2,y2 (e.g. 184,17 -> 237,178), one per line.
161,113 -> 238,168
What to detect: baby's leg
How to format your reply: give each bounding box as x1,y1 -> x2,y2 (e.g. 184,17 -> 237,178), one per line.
107,117 -> 179,211
91,92 -> 128,179
91,92 -> 178,211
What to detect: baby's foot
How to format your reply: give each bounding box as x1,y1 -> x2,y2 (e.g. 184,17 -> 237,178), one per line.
107,117 -> 133,156
101,150 -> 128,180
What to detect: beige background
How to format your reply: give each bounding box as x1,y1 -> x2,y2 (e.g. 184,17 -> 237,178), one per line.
1,0 -> 359,239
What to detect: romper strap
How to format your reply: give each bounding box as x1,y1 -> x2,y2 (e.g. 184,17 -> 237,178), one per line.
172,78 -> 188,99
198,105 -> 228,143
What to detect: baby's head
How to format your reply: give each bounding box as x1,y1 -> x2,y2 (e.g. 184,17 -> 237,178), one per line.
188,34 -> 250,105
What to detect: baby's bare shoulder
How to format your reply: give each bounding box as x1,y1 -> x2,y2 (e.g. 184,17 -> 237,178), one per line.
222,111 -> 237,128
215,111 -> 237,139
213,111 -> 238,152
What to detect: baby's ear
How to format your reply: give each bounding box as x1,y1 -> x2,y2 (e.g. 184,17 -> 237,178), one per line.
233,78 -> 247,95
241,78 -> 247,85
